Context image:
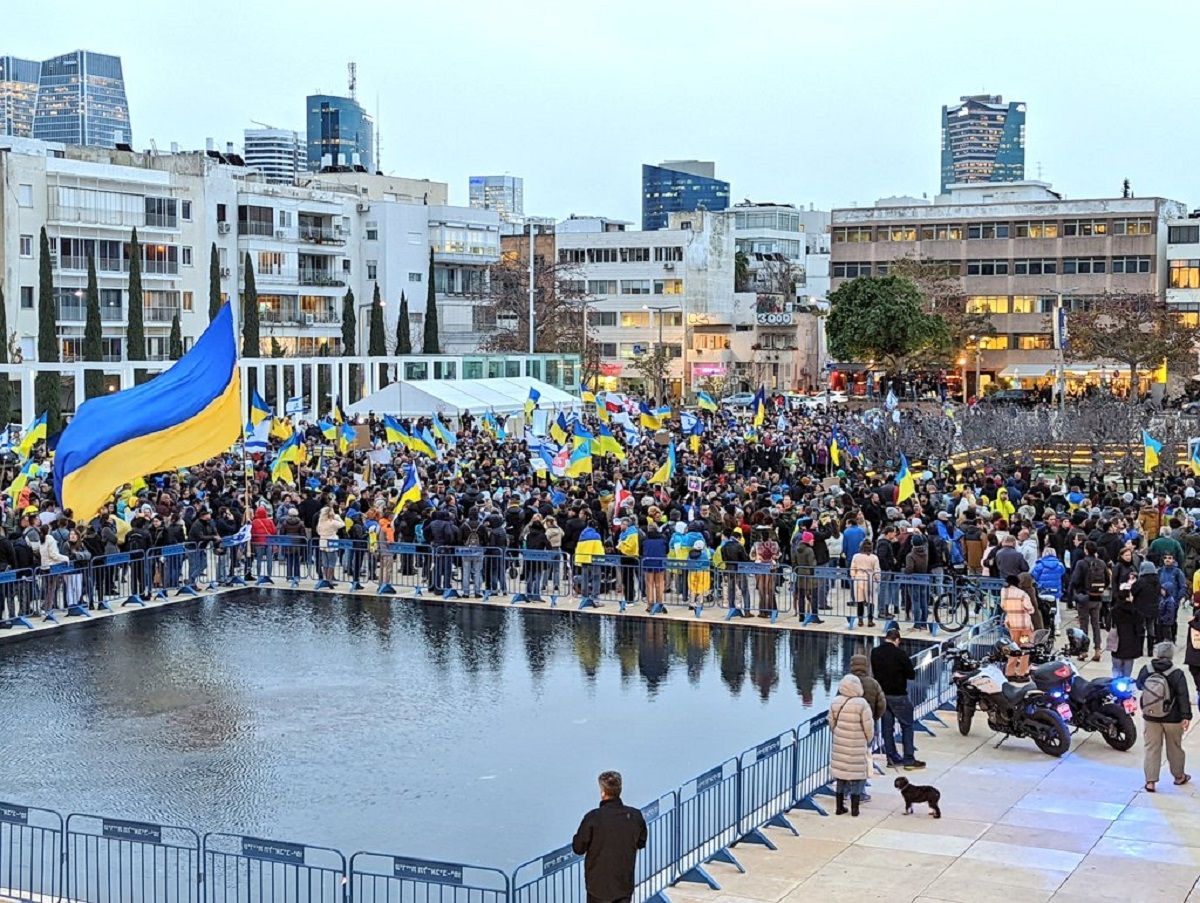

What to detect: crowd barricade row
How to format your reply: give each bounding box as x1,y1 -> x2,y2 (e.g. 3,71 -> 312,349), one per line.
510,841 -> 584,902
64,812 -> 201,903
349,850 -> 510,902
203,831 -> 346,903
675,758 -> 741,890
0,800 -> 61,902
735,729 -> 799,847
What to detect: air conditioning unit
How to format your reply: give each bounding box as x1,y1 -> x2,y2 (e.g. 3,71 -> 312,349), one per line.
356,202 -> 369,213
217,222 -> 231,234
219,267 -> 231,278
663,262 -> 675,271
303,314 -> 315,325
275,230 -> 286,239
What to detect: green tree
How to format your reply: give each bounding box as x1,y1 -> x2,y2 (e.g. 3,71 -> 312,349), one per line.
270,336 -> 285,358
396,291 -> 412,354
126,227 -> 146,384
0,286 -> 11,427
83,254 -> 105,398
341,287 -> 356,354
168,311 -> 183,360
631,344 -> 675,404
241,252 -> 260,357
317,343 -> 331,411
825,275 -> 946,372
35,227 -> 62,432
368,282 -> 386,356
734,249 -> 751,293
208,242 -> 221,321
422,247 -> 440,354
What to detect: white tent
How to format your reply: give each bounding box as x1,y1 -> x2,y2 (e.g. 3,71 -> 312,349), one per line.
346,376 -> 582,420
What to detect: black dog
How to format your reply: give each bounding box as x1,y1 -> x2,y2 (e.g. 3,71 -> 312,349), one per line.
895,776 -> 941,818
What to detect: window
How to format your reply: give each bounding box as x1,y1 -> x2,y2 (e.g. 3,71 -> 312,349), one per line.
1112,256 -> 1151,274
1176,311 -> 1200,328
558,248 -> 585,264
257,251 -> 285,276
1011,295 -> 1036,313
918,224 -> 964,241
101,337 -> 122,362
977,335 -> 1009,350
695,333 -> 730,350
1013,221 -> 1058,239
1016,334 -> 1052,350
1169,259 -> 1200,289
831,262 -> 872,278
183,291 -> 194,312
1112,218 -> 1152,236
278,210 -> 292,228
654,246 -> 683,262
880,226 -> 917,242
967,223 -> 1010,240
654,279 -> 683,295
408,272 -> 422,282
1062,257 -> 1107,275
620,311 -> 650,328
586,247 -> 619,263
144,197 -> 178,228
561,280 -> 585,294
367,261 -> 377,280
20,286 -> 33,309
965,295 -> 1009,314
620,280 -> 651,295
181,200 -> 192,221
1062,219 -> 1109,237
181,247 -> 193,267
965,260 -> 1009,276
19,235 -> 32,257
588,311 -> 618,327
587,279 -> 618,295
366,228 -> 378,241
1169,225 -> 1200,245
619,247 -> 651,263
217,203 -> 227,223
831,227 -> 873,243
1013,259 -> 1056,275
599,342 -> 618,357
17,184 -> 33,207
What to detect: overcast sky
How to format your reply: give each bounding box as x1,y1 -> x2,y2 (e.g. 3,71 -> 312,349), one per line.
6,0 -> 1196,220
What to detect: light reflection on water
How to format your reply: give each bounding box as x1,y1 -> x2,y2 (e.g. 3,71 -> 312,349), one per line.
0,591 -> 886,864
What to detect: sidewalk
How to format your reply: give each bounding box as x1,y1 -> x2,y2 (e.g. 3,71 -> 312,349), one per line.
665,651 -> 1200,903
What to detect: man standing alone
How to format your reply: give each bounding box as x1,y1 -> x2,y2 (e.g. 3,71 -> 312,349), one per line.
871,627 -> 926,770
572,771 -> 647,903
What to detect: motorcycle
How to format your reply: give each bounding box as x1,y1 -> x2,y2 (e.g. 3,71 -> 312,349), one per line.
944,641 -> 1072,757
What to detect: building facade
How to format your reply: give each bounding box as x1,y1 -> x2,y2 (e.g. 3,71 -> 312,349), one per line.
32,51 -> 131,148
306,94 -> 373,173
468,175 -> 523,222
830,182 -> 1184,393
0,56 -> 40,138
641,160 -> 729,231
243,128 -> 301,185
940,95 -> 1025,193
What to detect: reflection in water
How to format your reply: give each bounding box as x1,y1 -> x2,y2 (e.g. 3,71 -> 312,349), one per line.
0,592 -> 903,864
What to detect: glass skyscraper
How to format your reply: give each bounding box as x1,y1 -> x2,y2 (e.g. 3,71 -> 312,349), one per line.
33,51 -> 131,147
306,94 -> 374,173
641,160 -> 729,231
468,175 -> 524,222
0,56 -> 40,138
940,95 -> 1025,193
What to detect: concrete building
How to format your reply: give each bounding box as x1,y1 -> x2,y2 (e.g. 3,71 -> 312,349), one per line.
0,56 -> 40,138
1164,212 -> 1200,336
306,94 -> 373,173
243,128 -> 301,185
641,160 -> 729,231
941,95 -> 1025,193
33,51 -> 131,148
469,175 -> 523,222
830,182 -> 1184,394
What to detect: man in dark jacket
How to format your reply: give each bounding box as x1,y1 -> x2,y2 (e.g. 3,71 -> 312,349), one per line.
719,528 -> 750,614
1136,642 -> 1192,792
870,627 -> 924,769
875,525 -> 898,618
571,770 -> 646,903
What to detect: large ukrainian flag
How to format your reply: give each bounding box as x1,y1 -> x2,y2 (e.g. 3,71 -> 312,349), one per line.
54,302 -> 242,519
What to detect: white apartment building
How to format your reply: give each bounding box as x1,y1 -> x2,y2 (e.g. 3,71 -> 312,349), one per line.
243,127 -> 301,185
1166,212 -> 1200,330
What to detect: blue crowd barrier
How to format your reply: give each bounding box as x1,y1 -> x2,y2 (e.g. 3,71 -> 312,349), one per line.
510,842 -> 583,902
675,759 -> 741,890
633,793 -> 678,902
736,730 -> 799,848
203,832 -> 346,903
65,812 -> 200,903
0,800 -> 61,901
793,713 -> 833,810
349,851 -> 509,902
376,541 -> 433,596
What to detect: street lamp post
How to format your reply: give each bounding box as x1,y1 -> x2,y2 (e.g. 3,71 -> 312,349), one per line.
644,303 -> 680,404
958,356 -> 967,404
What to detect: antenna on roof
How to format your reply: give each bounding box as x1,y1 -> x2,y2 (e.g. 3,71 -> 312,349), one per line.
375,91 -> 381,173
347,61 -> 357,100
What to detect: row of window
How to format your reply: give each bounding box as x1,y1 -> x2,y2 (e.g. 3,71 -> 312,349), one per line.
971,335 -> 1055,351
1169,260 -> 1200,288
558,246 -> 684,265
571,278 -> 684,296
832,257 -> 1153,279
1169,225 -> 1200,245
588,310 -> 684,328
596,342 -> 684,360
833,218 -> 1155,243
43,186 -> 191,228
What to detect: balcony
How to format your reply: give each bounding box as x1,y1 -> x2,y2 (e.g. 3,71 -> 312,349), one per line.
238,222 -> 275,237
298,226 -> 345,245
145,306 -> 182,323
56,302 -> 125,323
260,305 -> 340,326
299,269 -> 346,288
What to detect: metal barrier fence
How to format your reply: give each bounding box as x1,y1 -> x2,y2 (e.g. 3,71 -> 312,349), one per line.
65,813 -> 200,903
0,801 -> 61,901
349,851 -> 510,902
204,832 -> 346,903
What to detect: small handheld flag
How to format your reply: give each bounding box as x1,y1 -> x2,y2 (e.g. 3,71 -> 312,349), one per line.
1143,430 -> 1163,473
696,391 -> 718,412
896,453 -> 916,504
249,389 -> 271,427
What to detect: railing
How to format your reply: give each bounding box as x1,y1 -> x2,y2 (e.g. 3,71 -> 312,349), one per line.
145,306 -> 182,323
299,226 -> 346,244
261,307 -> 341,325
56,302 -> 126,323
299,270 -> 347,287
0,536 -> 1006,902
239,221 -> 276,237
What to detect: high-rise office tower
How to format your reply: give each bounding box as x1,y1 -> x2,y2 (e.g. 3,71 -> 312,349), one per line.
33,50 -> 131,147
940,95 -> 1026,193
641,160 -> 729,231
245,127 -> 302,185
0,56 -> 40,138
468,175 -> 524,222
306,94 -> 374,173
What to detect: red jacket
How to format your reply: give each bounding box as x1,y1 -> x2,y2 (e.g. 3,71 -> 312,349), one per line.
250,507 -> 277,544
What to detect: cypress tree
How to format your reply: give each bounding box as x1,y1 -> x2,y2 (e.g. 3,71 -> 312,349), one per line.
270,336 -> 284,358
35,227 -> 62,432
126,227 -> 146,384
396,291 -> 411,354
317,343 -> 331,411
83,254 -> 104,398
422,247 -> 440,354
368,282 -> 386,356
242,252 -> 260,357
208,242 -> 221,321
169,311 -> 183,360
341,287 -> 356,355
0,286 -> 11,427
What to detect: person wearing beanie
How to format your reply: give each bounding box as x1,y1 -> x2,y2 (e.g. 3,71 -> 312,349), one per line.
791,528 -> 819,622
1133,560 -> 1163,658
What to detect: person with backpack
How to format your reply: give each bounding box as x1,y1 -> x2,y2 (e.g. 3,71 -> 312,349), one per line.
458,515 -> 486,598
1159,553 -> 1188,644
1068,541 -> 1109,661
1136,641 -> 1192,793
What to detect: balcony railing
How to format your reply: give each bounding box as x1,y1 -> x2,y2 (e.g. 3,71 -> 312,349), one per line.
145,306 -> 181,323
238,222 -> 275,237
122,260 -> 179,275
298,226 -> 345,245
56,302 -> 125,323
299,270 -> 346,287
260,307 -> 340,326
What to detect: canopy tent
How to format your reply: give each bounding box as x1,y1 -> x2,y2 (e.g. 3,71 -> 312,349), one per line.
346,376 -> 581,419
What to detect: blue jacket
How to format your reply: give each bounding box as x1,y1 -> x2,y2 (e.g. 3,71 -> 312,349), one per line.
642,535 -> 668,572
842,524 -> 866,560
1031,555 -> 1067,600
1159,565 -> 1188,623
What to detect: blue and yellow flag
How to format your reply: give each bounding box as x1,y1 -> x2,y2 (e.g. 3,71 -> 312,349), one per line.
319,417 -> 336,441
524,387 -> 540,422
595,396 -> 610,424
580,382 -> 596,404
432,414 -> 457,447
395,462 -> 422,512
6,459 -> 37,502
1190,443 -> 1200,477
15,413 -> 46,460
639,401 -> 663,430
1143,430 -> 1163,473
896,453 -> 916,504
829,429 -> 841,467
649,442 -> 676,485
383,414 -> 409,446
338,422 -> 355,454
249,389 -> 271,427
54,302 -> 242,519
408,428 -> 436,458
696,391 -> 718,412
572,422 -> 594,450
482,412 -> 507,441
269,416 -> 293,441
596,423 -> 626,461
564,443 -> 593,477
550,412 -> 569,445
271,434 -> 301,484
751,387 -> 766,428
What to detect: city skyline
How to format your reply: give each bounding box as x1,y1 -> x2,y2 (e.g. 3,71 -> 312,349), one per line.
1,0 -> 1197,221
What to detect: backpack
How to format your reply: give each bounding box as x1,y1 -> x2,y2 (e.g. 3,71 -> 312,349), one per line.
414,522 -> 425,544
1141,667 -> 1177,719
464,524 -> 483,548
1085,557 -> 1108,599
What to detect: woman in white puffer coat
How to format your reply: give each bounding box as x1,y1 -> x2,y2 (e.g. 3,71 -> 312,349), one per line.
829,673 -> 874,816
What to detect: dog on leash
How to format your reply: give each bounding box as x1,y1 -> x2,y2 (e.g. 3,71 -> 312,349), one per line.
894,776 -> 941,818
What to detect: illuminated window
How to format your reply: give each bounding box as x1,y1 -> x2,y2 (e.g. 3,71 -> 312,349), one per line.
1016,335 -> 1051,350
881,226 -> 917,242
978,335 -> 1009,350
1014,221 -> 1058,239
620,311 -> 650,328
1062,220 -> 1109,237
1169,259 -> 1200,289
832,227 -> 873,243
1175,312 -> 1200,328
1112,219 -> 1152,236
654,279 -> 683,295
1011,295 -> 1036,313
966,295 -> 1009,314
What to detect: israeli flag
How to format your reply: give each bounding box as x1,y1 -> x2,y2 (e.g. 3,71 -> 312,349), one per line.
680,410 -> 698,433
884,389 -> 899,411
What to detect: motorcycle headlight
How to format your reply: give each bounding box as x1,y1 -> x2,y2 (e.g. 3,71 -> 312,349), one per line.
1110,678 -> 1133,698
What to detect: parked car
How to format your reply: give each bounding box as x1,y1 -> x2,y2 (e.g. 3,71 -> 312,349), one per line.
721,392 -> 756,408
979,388 -> 1036,407
1182,400 -> 1200,415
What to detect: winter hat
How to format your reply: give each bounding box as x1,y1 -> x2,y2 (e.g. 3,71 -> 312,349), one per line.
801,531 -> 814,544
1139,561 -> 1157,575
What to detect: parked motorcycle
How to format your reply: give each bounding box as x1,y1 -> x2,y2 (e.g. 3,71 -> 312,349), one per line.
944,641 -> 1072,757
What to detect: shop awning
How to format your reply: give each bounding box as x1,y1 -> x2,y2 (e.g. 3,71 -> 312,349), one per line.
999,362 -> 1153,379
998,364 -> 1054,378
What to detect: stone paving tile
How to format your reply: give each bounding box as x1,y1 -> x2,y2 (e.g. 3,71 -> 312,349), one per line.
979,822 -> 1105,855
1056,852 -> 1200,901
855,825 -> 976,858
959,838 -> 1085,872
922,857 -> 1070,902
